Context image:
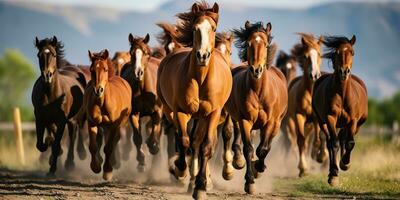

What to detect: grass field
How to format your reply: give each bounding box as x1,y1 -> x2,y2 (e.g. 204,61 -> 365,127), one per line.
0,129 -> 399,199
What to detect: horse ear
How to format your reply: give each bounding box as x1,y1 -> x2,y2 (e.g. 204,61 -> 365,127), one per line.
129,33 -> 134,44
52,36 -> 58,46
143,33 -> 150,44
350,35 -> 356,45
35,37 -> 40,47
301,37 -> 306,46
265,22 -> 272,33
191,3 -> 200,13
318,35 -> 324,45
212,3 -> 219,13
102,49 -> 109,60
245,21 -> 251,29
88,50 -> 93,60
228,33 -> 233,42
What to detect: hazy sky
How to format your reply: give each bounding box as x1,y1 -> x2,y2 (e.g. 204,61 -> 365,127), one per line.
5,0 -> 399,11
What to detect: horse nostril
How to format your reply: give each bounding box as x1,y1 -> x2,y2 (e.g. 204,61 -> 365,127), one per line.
206,51 -> 211,59
196,51 -> 201,59
99,87 -> 104,93
346,69 -> 350,74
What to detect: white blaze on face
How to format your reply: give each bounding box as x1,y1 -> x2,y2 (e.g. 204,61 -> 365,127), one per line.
197,20 -> 212,54
255,36 -> 261,43
219,44 -> 226,54
309,48 -> 319,77
168,42 -> 175,52
44,49 -> 50,54
117,58 -> 124,65
135,49 -> 143,69
286,63 -> 292,69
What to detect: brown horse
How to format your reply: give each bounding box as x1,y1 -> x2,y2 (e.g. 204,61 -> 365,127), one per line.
215,32 -> 233,66
156,22 -> 184,55
226,21 -> 287,194
122,33 -> 163,171
281,33 -> 327,177
157,2 -> 232,198
111,51 -> 130,76
312,35 -> 367,186
85,49 -> 132,180
32,36 -> 88,175
276,50 -> 297,83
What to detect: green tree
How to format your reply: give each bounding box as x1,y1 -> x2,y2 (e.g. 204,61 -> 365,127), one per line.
0,49 -> 36,121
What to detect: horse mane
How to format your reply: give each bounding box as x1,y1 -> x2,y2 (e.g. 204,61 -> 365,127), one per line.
152,46 -> 166,59
156,22 -> 178,46
35,37 -> 70,68
91,50 -> 115,78
215,31 -> 231,45
322,35 -> 353,60
175,0 -> 219,47
232,21 -> 274,64
291,33 -> 320,71
129,35 -> 152,55
276,50 -> 293,67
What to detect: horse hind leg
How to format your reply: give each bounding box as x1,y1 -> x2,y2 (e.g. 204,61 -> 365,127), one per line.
65,121 -> 76,171
48,122 -> 66,176
222,116 -> 234,180
146,113 -> 162,155
340,124 -> 356,171
111,129 -> 122,170
239,119 -> 256,195
232,120 -> 245,170
130,114 -> 146,172
88,124 -> 102,174
103,128 -> 120,181
295,114 -> 309,177
170,112 -> 191,180
76,112 -> 87,160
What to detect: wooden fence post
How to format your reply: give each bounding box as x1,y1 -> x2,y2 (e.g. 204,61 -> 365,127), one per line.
13,107 -> 25,165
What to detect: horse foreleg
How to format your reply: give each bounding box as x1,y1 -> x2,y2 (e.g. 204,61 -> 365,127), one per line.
146,112 -> 162,155
48,122 -> 66,176
103,127 -> 120,181
232,120 -> 245,169
221,115 -> 234,180
326,115 -> 339,186
254,122 -> 278,178
88,123 -> 101,174
295,114 -> 308,177
239,119 -> 255,194
130,114 -> 145,172
76,111 -> 87,160
65,121 -> 76,171
340,123 -> 356,171
121,125 -> 132,161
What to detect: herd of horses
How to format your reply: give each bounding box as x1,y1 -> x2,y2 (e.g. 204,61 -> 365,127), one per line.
31,1 -> 368,199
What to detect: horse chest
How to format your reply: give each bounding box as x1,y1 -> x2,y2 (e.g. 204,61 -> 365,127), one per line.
88,105 -> 111,125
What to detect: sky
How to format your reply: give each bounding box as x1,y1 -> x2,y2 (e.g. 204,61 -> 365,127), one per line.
5,0 -> 399,11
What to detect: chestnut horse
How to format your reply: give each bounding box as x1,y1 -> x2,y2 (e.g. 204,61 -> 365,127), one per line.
157,2 -> 232,198
312,35 -> 367,186
156,22 -> 184,55
281,33 -> 327,177
226,21 -> 287,194
276,50 -> 297,84
32,36 -> 89,175
85,49 -> 131,180
122,33 -> 163,171
112,51 -> 130,76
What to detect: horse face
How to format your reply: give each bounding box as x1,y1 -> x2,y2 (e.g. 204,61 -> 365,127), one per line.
335,43 -> 355,81
247,32 -> 268,79
193,16 -> 217,66
112,51 -> 130,76
282,59 -> 297,81
301,36 -> 322,81
89,50 -> 109,98
36,36 -> 58,84
216,35 -> 233,60
129,33 -> 151,81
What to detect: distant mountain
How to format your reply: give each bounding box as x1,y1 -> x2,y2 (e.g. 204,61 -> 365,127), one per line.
0,0 -> 399,98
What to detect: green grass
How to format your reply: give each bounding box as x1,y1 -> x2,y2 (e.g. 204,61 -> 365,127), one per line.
273,134 -> 400,199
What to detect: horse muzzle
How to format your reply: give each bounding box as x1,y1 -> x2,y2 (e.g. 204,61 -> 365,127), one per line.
134,68 -> 144,81
196,50 -> 211,66
43,71 -> 54,83
251,66 -> 264,79
94,86 -> 104,97
340,68 -> 351,81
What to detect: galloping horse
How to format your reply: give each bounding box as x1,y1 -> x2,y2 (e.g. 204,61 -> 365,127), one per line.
312,35 -> 367,186
112,51 -> 130,76
226,21 -> 287,194
32,36 -> 88,175
122,33 -> 163,171
276,50 -> 297,84
215,32 -> 233,66
157,2 -> 232,198
281,33 -> 327,177
85,49 -> 132,180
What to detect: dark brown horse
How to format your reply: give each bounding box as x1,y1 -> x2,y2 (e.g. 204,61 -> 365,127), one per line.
276,50 -> 297,83
157,2 -> 232,199
112,51 -> 130,76
226,21 -> 287,194
32,36 -> 88,175
85,49 -> 132,180
281,33 -> 327,177
122,33 -> 163,171
312,35 -> 367,186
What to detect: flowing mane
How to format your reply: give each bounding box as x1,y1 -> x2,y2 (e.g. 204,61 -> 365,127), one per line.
232,21 -> 276,67
91,50 -> 115,77
35,37 -> 70,68
291,33 -> 321,71
175,0 -> 219,47
156,22 -> 178,46
322,35 -> 354,60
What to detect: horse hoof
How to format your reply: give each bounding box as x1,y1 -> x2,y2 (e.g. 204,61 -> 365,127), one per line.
328,176 -> 339,186
193,189 -> 206,200
244,182 -> 256,194
103,171 -> 113,181
317,150 -> 328,163
90,160 -> 101,174
340,160 -> 350,171
252,161 -> 263,179
233,155 -> 245,170
137,164 -> 146,172
222,164 -> 234,180
146,140 -> 160,155
64,161 -> 75,171
298,170 -> 308,178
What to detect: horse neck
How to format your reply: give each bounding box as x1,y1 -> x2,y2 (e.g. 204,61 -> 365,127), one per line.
300,65 -> 314,92
333,70 -> 350,97
189,50 -> 213,85
246,68 -> 267,95
44,70 -> 61,100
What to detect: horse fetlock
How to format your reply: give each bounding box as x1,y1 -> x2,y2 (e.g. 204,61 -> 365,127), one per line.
222,163 -> 234,180
146,137 -> 160,155
233,153 -> 246,170
328,175 -> 339,187
192,188 -> 207,200
340,159 -> 351,171
244,182 -> 256,194
254,160 -> 266,173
